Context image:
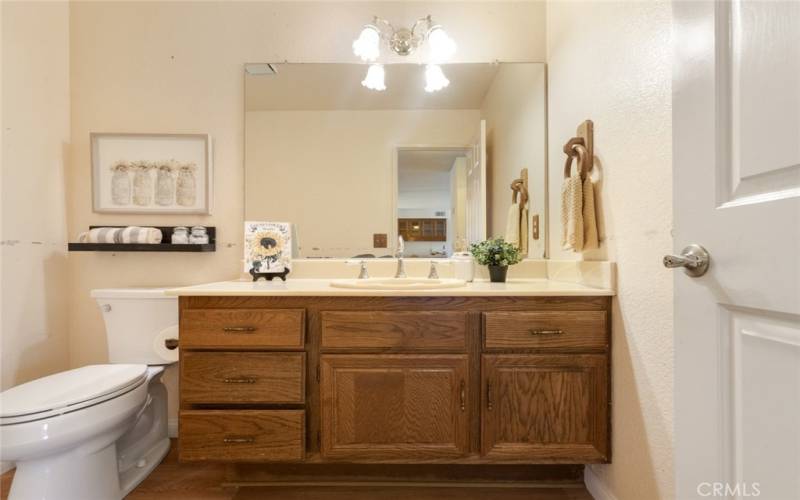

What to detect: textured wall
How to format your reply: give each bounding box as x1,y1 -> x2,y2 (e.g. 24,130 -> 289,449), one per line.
1,1 -> 71,389
546,1 -> 674,499
67,0 -> 546,425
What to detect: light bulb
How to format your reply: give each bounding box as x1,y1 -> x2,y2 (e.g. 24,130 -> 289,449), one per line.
424,64 -> 449,93
427,27 -> 456,61
352,25 -> 380,62
362,64 -> 386,91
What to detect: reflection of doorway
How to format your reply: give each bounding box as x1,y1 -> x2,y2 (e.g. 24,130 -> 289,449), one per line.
394,147 -> 472,258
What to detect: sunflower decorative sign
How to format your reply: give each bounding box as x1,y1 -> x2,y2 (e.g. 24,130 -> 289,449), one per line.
244,222 -> 292,274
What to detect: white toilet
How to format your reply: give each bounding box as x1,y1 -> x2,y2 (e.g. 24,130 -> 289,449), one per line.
0,288 -> 178,500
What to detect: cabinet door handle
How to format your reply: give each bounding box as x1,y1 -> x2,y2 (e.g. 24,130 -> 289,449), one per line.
486,382 -> 493,411
529,329 -> 564,336
459,380 -> 466,412
223,377 -> 257,384
223,436 -> 255,444
223,326 -> 257,333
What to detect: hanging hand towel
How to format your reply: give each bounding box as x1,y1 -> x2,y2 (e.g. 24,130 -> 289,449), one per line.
561,161 -> 584,251
504,202 -> 521,247
519,205 -> 529,254
582,175 -> 599,250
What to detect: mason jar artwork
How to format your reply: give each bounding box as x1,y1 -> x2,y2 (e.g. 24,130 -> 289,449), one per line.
155,161 -> 176,206
132,161 -> 154,206
110,161 -> 131,205
176,163 -> 197,207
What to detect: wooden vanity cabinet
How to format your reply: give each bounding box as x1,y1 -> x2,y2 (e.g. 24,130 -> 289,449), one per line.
481,354 -> 609,462
178,295 -> 610,468
320,354 -> 469,461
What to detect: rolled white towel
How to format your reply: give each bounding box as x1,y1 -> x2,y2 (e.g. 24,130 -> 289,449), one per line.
78,226 -> 162,244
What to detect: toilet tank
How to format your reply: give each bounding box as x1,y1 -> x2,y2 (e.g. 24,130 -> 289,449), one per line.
91,288 -> 178,365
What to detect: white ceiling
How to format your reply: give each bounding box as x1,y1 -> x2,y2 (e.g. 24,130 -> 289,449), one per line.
245,63 -> 501,111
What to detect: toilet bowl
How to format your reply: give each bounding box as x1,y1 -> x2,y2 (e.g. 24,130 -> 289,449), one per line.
0,288 -> 178,500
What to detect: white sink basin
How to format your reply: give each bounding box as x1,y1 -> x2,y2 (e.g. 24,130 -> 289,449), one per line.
329,277 -> 467,290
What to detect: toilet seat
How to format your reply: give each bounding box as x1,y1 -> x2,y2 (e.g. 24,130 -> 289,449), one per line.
0,364 -> 148,426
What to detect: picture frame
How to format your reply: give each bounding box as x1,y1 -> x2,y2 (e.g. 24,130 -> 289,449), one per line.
91,133 -> 213,214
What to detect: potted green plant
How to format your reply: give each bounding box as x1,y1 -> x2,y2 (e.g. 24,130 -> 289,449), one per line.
469,237 -> 522,283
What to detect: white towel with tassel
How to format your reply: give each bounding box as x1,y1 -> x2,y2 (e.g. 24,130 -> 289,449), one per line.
582,175 -> 599,250
561,163 -> 584,251
504,202 -> 521,247
519,206 -> 529,254
78,226 -> 163,244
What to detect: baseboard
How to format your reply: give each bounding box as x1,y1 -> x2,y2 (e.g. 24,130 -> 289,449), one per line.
1,461 -> 14,475
584,465 -> 618,500
168,417 -> 178,438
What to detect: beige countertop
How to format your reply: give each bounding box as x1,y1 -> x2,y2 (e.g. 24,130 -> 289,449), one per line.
166,278 -> 615,297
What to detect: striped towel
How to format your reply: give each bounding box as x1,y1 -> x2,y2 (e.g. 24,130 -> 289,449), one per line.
78,226 -> 163,244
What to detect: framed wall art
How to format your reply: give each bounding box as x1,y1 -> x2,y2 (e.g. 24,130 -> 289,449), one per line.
91,133 -> 213,214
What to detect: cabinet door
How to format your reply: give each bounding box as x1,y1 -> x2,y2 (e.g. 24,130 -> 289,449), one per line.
320,354 -> 469,461
482,354 -> 608,462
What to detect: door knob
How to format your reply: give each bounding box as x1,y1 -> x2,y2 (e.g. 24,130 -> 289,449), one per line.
663,244 -> 710,277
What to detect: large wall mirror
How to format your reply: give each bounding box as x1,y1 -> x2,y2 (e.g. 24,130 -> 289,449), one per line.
245,62 -> 546,259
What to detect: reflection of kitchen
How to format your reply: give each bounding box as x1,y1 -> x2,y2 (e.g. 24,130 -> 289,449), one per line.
397,148 -> 468,258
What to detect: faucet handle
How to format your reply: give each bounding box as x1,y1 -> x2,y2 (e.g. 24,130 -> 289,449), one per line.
346,259 -> 370,279
428,260 -> 439,279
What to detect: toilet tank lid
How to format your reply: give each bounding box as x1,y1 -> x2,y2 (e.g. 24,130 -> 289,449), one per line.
90,287 -> 176,299
0,364 -> 148,418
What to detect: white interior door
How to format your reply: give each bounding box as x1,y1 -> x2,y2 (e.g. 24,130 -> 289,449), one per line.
674,1 -> 800,499
466,119 -> 487,244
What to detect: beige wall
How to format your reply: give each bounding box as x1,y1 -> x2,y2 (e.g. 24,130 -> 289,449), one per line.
1,1 -> 71,390
67,1 -> 546,425
245,109 -> 479,258
547,1 -> 674,499
481,63 -> 547,257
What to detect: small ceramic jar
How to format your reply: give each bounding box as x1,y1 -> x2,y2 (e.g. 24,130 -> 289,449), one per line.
171,226 -> 189,244
451,252 -> 475,282
189,226 -> 209,244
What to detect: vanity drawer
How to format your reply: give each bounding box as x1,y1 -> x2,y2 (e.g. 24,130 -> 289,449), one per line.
321,311 -> 468,351
180,308 -> 304,349
179,409 -> 305,462
483,311 -> 607,350
181,351 -> 305,404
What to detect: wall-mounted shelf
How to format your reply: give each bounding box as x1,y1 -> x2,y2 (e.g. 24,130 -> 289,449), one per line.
68,226 -> 216,252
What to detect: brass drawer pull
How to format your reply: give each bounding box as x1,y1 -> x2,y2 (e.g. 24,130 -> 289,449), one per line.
459,380 -> 466,412
223,377 -> 257,384
223,326 -> 257,333
529,329 -> 564,336
223,436 -> 255,444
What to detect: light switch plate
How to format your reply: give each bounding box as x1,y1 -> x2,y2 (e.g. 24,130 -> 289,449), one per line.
532,214 -> 540,240
373,233 -> 388,248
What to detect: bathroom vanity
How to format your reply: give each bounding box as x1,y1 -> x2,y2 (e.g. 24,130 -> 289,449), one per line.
171,278 -> 612,480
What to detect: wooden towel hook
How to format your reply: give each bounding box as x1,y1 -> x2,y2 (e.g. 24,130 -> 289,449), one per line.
563,120 -> 594,180
510,168 -> 529,206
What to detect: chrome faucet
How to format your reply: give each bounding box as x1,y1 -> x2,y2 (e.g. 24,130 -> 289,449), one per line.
427,260 -> 439,279
394,235 -> 407,278
357,260 -> 369,279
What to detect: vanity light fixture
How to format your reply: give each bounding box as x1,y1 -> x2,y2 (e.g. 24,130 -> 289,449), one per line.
424,64 -> 450,93
353,15 -> 456,92
361,63 -> 386,91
